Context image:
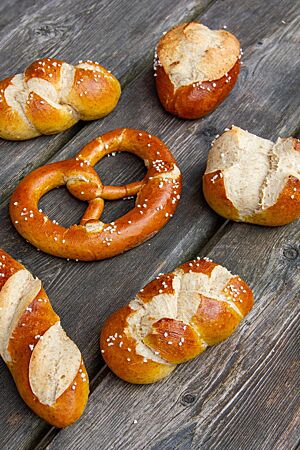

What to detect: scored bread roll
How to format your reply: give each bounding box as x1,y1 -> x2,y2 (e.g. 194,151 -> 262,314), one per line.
203,126 -> 300,226
0,248 -> 89,427
100,258 -> 253,384
154,22 -> 241,119
0,58 -> 121,140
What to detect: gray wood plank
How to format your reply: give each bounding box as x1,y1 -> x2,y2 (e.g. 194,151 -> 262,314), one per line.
35,0 -> 300,448
45,219 -> 300,450
0,0 -> 37,30
0,0 -> 299,449
0,0 -> 212,203
0,1 -> 214,449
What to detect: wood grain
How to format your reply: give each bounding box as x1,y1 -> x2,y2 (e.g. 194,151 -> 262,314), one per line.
0,1 -> 213,449
45,222 -> 300,450
0,0 -> 212,203
0,0 -> 299,449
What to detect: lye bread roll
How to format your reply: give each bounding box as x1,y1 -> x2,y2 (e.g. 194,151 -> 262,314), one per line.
203,126 -> 300,226
154,22 -> 241,119
0,248 -> 89,427
100,258 -> 253,384
0,58 -> 121,140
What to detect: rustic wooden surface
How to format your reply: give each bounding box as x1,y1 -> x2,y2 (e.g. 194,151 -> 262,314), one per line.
0,0 -> 299,449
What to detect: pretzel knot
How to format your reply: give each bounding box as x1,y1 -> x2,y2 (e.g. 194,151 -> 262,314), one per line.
0,58 -> 121,140
10,128 -> 182,261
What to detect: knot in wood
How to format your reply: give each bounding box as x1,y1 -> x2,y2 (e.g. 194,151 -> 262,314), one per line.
283,246 -> 299,261
180,392 -> 197,406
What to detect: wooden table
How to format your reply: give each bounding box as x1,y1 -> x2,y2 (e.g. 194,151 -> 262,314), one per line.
0,0 -> 299,449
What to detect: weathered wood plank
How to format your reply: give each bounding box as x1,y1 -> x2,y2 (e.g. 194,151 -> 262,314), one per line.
35,0 -> 300,448
0,1 -> 215,449
45,221 -> 300,450
2,0 -> 298,377
1,0 -> 299,448
0,0 -> 37,30
0,0 -> 212,203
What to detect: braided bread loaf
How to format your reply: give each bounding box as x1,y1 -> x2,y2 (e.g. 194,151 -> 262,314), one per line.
100,258 -> 254,384
0,58 -> 121,140
0,249 -> 89,427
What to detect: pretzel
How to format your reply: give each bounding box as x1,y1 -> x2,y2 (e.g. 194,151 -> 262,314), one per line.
100,258 -> 254,384
0,58 -> 121,140
10,129 -> 182,261
0,248 -> 89,427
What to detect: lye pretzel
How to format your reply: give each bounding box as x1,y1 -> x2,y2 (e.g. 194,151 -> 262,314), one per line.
10,129 -> 182,261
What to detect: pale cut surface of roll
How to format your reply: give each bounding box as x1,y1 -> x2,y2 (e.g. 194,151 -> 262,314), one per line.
100,258 -> 253,384
154,22 -> 241,119
203,126 -> 300,226
0,248 -> 89,427
0,58 -> 121,140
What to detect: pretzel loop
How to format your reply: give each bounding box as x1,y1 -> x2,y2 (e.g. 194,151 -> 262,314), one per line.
10,128 -> 182,261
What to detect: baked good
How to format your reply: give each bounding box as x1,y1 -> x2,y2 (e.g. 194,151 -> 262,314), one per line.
0,58 -> 121,140
154,22 -> 241,119
0,248 -> 89,427
203,126 -> 300,226
10,128 -> 182,260
100,258 -> 253,384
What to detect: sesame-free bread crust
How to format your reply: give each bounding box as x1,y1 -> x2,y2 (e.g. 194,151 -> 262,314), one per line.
155,23 -> 241,119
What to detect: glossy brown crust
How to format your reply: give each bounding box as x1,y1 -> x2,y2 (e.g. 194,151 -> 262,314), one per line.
0,249 -> 89,427
248,176 -> 300,226
0,58 -> 121,140
192,294 -> 242,346
138,273 -> 176,302
68,64 -> 121,120
100,306 -> 175,384
0,77 -> 39,140
203,172 -> 300,226
144,318 -> 204,364
10,128 -> 182,261
25,91 -> 78,135
156,59 -> 240,119
203,170 -> 240,221
100,259 -> 254,384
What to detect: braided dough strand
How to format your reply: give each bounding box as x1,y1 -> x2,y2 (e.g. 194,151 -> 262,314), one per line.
0,58 -> 121,140
100,258 -> 254,384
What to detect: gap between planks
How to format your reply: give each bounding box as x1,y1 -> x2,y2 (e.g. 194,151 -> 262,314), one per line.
0,0 -> 298,448
34,4 -> 300,448
0,0 -> 216,204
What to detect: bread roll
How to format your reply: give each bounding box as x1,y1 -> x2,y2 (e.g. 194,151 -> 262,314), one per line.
0,248 -> 89,427
203,126 -> 300,226
154,23 -> 241,119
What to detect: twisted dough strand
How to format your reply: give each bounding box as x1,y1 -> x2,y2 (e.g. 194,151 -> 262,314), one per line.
0,248 -> 89,427
0,58 -> 121,140
100,258 -> 254,384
